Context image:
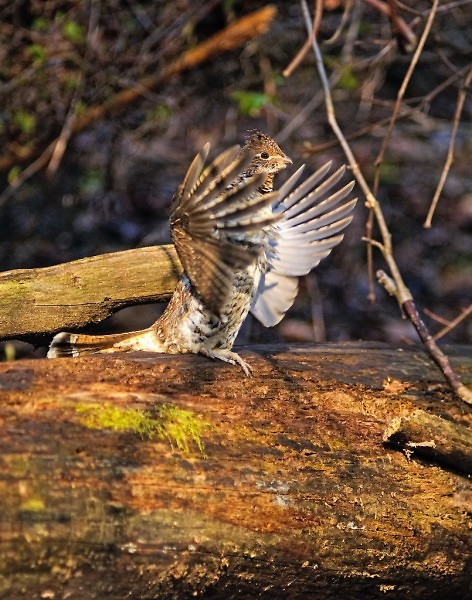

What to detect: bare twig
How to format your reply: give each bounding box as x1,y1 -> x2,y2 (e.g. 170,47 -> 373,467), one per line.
298,0 -> 472,405
361,0 -> 417,50
422,307 -> 450,327
46,0 -> 101,178
46,83 -> 83,179
283,0 -> 323,78
425,304 -> 472,342
323,0 -> 353,46
366,210 -> 376,303
424,67 -> 472,228
376,269 -> 397,295
0,141 -> 56,207
425,0 -> 472,16
306,274 -> 326,343
401,300 -> 471,403
300,0 -> 411,305
303,65 -> 470,155
372,0 -> 439,198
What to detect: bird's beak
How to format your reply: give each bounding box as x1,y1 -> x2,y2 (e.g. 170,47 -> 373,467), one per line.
281,155 -> 293,166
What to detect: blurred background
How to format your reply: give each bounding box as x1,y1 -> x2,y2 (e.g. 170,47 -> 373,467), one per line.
1,0 -> 471,359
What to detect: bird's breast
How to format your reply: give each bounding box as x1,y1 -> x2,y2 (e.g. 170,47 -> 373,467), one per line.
155,258 -> 264,353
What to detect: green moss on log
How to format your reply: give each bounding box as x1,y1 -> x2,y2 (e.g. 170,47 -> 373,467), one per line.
75,402 -> 209,455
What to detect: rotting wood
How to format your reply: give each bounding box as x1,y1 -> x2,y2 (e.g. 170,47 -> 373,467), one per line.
383,408 -> 472,474
0,342 -> 471,599
0,244 -> 181,341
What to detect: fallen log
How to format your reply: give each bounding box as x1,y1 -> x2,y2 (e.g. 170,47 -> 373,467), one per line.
0,245 -> 181,342
0,341 -> 471,599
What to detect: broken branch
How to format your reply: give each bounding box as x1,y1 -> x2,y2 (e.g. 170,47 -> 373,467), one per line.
384,409 -> 472,475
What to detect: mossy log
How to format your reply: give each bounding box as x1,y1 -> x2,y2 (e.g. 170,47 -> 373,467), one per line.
0,245 -> 181,342
0,342 -> 471,599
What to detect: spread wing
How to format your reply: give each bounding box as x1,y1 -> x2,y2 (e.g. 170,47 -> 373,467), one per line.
250,162 -> 357,327
170,144 -> 280,316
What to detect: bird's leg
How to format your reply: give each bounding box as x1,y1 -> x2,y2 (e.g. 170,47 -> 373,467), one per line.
199,347 -> 253,377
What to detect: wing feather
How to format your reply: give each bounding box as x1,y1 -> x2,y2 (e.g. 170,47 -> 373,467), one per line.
251,161 -> 356,326
170,144 -> 282,315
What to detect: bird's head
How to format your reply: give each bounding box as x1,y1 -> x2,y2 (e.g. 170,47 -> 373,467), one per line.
241,131 -> 292,177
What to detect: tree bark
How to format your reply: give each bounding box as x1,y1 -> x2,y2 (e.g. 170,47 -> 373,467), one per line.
0,245 -> 181,342
0,342 -> 471,599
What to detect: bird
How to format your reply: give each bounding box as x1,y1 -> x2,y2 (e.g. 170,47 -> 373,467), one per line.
48,131 -> 356,375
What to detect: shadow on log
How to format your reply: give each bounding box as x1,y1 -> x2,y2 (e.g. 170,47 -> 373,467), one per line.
0,342 -> 471,599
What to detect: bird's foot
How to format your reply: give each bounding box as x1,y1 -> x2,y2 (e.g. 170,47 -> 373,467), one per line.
200,347 -> 253,377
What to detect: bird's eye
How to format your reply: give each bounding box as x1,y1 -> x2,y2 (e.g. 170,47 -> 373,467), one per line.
260,152 -> 270,159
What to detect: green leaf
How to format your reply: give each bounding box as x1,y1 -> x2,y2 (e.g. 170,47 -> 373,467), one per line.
27,44 -> 47,65
380,160 -> 401,183
64,76 -> 80,91
7,166 -> 21,186
62,20 -> 85,44
323,56 -> 359,91
338,65 -> 359,91
13,110 -> 36,134
75,100 -> 87,116
32,17 -> 49,32
80,168 -> 102,195
230,91 -> 273,117
146,104 -> 172,123
223,0 -> 236,15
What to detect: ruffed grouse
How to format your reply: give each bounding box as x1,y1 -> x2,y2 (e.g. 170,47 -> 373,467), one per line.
48,131 -> 356,375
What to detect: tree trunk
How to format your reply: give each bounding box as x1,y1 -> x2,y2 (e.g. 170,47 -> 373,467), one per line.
1,342 -> 471,599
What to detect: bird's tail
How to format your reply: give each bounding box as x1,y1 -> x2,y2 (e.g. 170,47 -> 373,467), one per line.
47,328 -> 160,358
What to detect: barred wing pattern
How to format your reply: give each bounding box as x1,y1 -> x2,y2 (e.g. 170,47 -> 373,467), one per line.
170,144 -> 280,316
251,162 -> 356,327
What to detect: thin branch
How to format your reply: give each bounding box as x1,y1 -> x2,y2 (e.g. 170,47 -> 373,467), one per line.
46,0 -> 101,178
300,0 -> 411,305
46,83 -> 83,179
400,301 -> 472,404
323,0 -> 353,46
422,307 -> 450,327
283,0 -> 323,78
428,304 -> 472,342
0,141 -> 56,207
376,269 -> 398,296
366,210 -> 376,303
361,0 -> 417,51
425,0 -> 472,15
303,64 -> 469,155
277,83 -> 340,145
372,0 -> 439,198
424,67 -> 472,228
361,237 -> 385,253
